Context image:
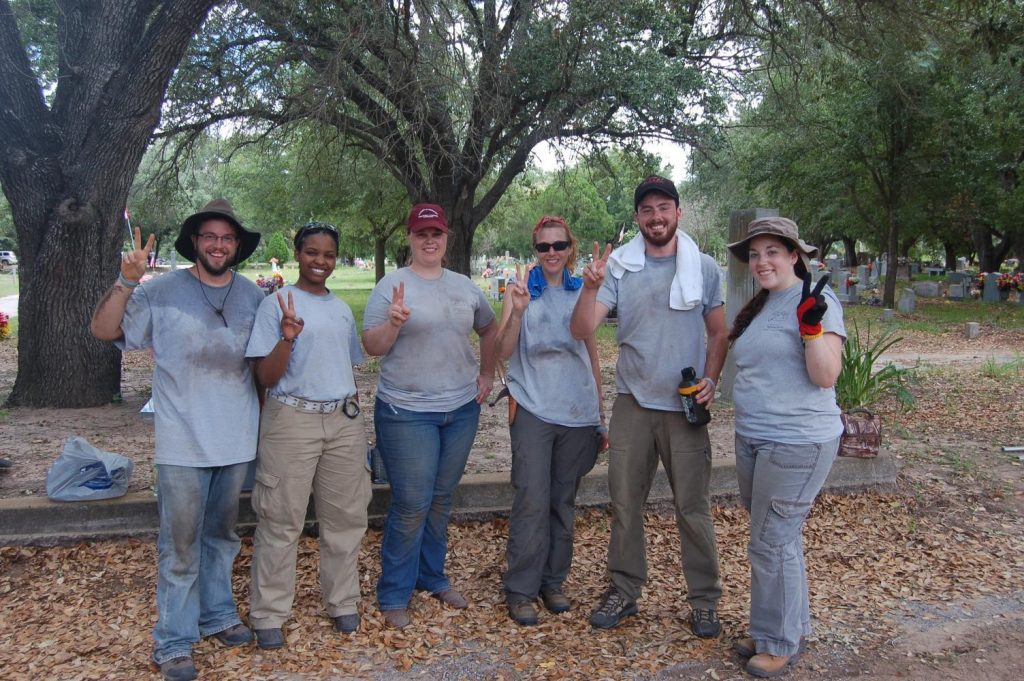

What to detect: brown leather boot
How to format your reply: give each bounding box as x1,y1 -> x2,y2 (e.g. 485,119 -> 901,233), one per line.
746,652 -> 796,678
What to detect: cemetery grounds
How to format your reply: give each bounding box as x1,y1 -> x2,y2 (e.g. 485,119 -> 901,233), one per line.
1,287 -> 1023,679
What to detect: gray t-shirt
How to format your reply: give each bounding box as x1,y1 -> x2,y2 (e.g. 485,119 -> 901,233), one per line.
363,268 -> 496,412
119,269 -> 264,467
732,280 -> 846,444
245,285 -> 364,401
508,286 -> 600,427
597,253 -> 724,412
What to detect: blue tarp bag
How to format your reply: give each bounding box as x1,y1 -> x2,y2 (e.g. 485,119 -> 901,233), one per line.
45,437 -> 134,502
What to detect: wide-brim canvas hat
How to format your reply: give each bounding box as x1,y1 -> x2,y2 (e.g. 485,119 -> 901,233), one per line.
174,198 -> 261,263
726,216 -> 818,264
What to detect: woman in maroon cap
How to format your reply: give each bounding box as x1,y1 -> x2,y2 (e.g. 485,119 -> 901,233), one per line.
362,203 -> 498,628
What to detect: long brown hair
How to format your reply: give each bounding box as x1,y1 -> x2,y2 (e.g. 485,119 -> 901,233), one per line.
728,244 -> 809,343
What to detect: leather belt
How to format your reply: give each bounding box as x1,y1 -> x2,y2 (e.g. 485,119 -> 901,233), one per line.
272,393 -> 360,417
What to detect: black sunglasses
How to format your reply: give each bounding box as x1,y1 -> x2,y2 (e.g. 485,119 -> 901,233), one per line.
534,241 -> 570,253
298,222 -> 339,236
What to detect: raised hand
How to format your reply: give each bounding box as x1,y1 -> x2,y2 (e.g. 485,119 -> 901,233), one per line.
582,241 -> 612,290
388,281 -> 411,328
507,263 -> 530,313
797,273 -> 829,339
277,290 -> 305,340
121,227 -> 155,282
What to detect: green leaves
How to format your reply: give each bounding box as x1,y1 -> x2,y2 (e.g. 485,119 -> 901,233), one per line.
835,322 -> 915,412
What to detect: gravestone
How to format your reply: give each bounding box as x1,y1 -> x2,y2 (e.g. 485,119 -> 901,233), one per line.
982,273 -> 1001,303
857,265 -> 869,286
896,264 -> 910,281
912,281 -> 941,298
947,283 -> 968,300
965,322 -> 980,339
947,271 -> 967,285
869,261 -> 880,284
957,257 -> 969,272
879,258 -> 887,279
881,308 -> 895,322
897,288 -> 916,314
910,262 -> 920,275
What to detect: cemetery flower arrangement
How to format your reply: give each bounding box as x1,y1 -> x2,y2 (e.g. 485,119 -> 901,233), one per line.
0,311 -> 9,339
256,272 -> 285,294
846,275 -> 859,287
996,272 -> 1023,291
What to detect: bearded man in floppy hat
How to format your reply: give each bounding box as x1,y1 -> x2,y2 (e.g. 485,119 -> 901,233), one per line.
91,199 -> 264,681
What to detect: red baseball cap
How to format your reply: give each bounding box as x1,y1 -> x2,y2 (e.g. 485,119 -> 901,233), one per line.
407,203 -> 449,233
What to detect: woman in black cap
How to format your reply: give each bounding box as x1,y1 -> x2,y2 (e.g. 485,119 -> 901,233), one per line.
725,217 -> 846,678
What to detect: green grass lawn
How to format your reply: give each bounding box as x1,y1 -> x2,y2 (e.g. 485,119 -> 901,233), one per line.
0,269 -> 18,298
845,296 -> 1024,332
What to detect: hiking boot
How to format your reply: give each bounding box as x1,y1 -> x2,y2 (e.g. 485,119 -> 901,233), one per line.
540,588 -> 571,614
157,656 -> 197,681
734,637 -> 756,658
689,608 -> 721,638
254,628 -> 285,650
433,588 -> 468,609
746,652 -> 797,678
589,587 -> 637,629
735,637 -> 806,659
383,609 -> 411,629
507,598 -> 539,626
334,613 -> 360,633
212,623 -> 253,647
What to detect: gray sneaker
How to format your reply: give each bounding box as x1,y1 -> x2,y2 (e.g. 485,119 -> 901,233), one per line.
589,587 -> 637,629
689,608 -> 721,638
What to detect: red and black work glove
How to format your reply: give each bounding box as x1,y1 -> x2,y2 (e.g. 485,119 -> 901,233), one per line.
796,273 -> 829,341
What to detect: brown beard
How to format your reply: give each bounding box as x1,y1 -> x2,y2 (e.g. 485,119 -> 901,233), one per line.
639,220 -> 678,248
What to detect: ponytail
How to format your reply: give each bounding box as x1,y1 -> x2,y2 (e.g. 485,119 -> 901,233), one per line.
728,289 -> 770,343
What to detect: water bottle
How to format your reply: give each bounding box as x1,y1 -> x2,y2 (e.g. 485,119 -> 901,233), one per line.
678,367 -> 711,426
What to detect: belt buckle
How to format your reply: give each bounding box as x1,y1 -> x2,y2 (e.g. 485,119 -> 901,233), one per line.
342,398 -> 361,419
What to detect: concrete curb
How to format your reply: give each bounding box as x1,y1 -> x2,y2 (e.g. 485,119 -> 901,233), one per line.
0,454 -> 897,545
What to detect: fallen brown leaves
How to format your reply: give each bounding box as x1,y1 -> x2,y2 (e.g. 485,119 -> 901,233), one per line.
2,490 -> 1022,680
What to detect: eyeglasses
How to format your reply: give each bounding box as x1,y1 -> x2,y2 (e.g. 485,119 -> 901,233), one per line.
534,241 -> 570,253
196,233 -> 238,245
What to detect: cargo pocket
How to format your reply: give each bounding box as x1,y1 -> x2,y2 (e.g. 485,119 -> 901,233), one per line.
251,469 -> 281,518
759,498 -> 812,548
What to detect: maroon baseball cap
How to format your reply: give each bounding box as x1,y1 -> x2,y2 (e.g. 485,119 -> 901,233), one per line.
407,203 -> 449,233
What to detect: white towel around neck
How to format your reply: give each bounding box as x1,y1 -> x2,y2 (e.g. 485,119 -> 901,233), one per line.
606,231 -> 703,310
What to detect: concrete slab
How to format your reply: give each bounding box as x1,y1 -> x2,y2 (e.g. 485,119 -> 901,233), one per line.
0,454 -> 897,545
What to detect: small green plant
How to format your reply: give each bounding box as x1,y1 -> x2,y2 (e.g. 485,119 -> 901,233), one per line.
835,322 -> 915,411
979,354 -> 1023,379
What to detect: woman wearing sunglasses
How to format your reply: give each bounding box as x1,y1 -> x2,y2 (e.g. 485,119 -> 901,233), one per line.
244,222 -> 370,648
362,203 -> 498,629
495,216 -> 607,626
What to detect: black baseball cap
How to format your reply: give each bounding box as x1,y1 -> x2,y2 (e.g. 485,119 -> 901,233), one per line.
633,175 -> 679,211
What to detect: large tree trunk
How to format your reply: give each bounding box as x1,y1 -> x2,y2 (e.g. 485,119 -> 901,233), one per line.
0,0 -> 216,407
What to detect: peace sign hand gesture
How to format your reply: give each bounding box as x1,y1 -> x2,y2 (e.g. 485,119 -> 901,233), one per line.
508,263 -> 531,313
797,273 -> 829,339
121,227 -> 155,283
388,281 -> 411,328
582,242 -> 612,290
276,290 -> 305,341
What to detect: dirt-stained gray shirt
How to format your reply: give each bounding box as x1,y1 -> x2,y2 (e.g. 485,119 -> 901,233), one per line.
118,268 -> 264,467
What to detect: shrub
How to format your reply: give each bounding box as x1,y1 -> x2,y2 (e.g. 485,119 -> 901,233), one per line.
835,322 -> 915,411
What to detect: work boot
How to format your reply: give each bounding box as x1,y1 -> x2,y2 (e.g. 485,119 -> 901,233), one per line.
589,587 -> 637,629
432,588 -> 468,609
212,623 -> 253,647
540,588 -> 571,614
736,637 -> 806,660
334,613 -> 360,633
157,656 -> 197,681
507,597 -> 539,626
254,628 -> 285,650
383,609 -> 411,629
746,652 -> 797,678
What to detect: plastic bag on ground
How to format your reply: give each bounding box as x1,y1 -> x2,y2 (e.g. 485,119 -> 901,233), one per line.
45,437 -> 134,502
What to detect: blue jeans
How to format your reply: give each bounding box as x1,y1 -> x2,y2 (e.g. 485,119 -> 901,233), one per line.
152,463 -> 248,664
374,397 -> 480,610
734,435 -> 839,657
